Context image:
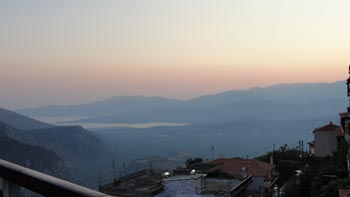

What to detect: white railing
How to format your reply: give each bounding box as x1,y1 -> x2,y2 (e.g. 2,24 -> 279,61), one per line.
0,159 -> 113,197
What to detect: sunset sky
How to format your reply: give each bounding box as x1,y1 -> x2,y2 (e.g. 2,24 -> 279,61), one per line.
1,0 -> 350,109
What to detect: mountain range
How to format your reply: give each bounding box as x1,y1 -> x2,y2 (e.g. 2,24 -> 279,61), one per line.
17,81 -> 348,124
0,107 -> 53,130
0,108 -> 109,186
2,80 -> 349,187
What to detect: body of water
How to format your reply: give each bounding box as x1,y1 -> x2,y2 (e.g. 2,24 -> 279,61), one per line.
33,116 -> 188,129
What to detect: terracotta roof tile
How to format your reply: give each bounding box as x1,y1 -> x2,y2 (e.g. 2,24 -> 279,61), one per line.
339,112 -> 349,119
210,158 -> 274,178
313,121 -> 342,134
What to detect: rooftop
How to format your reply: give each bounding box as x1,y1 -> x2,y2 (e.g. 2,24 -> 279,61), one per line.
313,121 -> 342,134
101,170 -> 164,197
210,158 -> 274,178
157,174 -> 246,197
163,174 -> 205,181
339,112 -> 349,119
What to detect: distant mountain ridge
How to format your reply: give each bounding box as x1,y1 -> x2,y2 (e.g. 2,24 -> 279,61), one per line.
16,81 -> 347,124
17,96 -> 183,117
0,107 -> 53,130
188,81 -> 345,106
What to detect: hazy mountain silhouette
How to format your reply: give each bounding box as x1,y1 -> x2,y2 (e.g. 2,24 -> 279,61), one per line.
188,81 -> 345,106
18,96 -> 183,117
0,107 -> 53,130
17,81 -> 347,124
5,81 -> 348,188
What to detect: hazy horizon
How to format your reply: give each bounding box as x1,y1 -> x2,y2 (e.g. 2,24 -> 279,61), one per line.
1,0 -> 349,109
4,79 -> 344,110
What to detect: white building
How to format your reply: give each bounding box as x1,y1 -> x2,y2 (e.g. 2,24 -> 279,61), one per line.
312,121 -> 344,157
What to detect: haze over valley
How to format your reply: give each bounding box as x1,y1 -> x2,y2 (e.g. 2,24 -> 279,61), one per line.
0,80 -> 346,188
2,1 -> 350,196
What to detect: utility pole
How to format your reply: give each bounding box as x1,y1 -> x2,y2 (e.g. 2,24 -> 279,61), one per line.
271,143 -> 275,165
98,170 -> 102,192
123,162 -> 126,176
119,170 -> 123,186
301,140 -> 304,158
298,140 -> 304,159
112,160 -> 116,182
98,174 -> 101,192
211,146 -> 215,161
246,155 -> 249,176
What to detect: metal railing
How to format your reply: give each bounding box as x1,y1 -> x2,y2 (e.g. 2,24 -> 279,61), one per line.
0,159 -> 112,197
230,175 -> 252,196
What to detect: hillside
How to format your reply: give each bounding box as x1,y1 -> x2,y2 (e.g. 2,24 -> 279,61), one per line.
0,119 -> 108,168
0,122 -> 67,177
0,107 -> 53,130
25,126 -> 108,167
0,117 -> 110,187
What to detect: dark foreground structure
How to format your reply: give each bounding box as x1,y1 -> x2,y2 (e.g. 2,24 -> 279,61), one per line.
101,168 -> 252,197
0,159 -> 111,197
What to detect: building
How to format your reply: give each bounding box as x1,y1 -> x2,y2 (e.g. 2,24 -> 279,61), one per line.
308,66 -> 350,158
311,121 -> 344,157
100,169 -> 165,196
101,167 -> 252,197
210,158 -> 277,197
155,174 -> 206,197
156,174 -> 252,197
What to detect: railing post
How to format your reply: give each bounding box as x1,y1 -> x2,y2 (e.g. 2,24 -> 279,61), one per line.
3,178 -> 21,197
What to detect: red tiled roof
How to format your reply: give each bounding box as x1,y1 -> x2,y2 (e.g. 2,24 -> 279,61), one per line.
209,158 -> 274,178
313,121 -> 342,134
339,112 -> 349,119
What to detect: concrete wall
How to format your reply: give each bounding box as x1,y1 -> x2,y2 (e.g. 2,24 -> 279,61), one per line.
156,179 -> 198,196
314,131 -> 338,157
156,177 -> 210,197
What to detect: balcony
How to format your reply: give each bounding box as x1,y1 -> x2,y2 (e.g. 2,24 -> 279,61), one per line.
0,159 -> 112,197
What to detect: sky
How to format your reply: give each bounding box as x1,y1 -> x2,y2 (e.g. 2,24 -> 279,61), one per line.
1,0 -> 350,109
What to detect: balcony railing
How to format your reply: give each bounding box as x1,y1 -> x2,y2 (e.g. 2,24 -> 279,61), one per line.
0,159 -> 112,197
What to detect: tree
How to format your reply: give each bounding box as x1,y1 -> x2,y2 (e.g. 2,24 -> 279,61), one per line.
185,158 -> 203,168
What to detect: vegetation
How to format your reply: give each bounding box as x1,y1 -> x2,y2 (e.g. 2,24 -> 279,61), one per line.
257,142 -> 350,197
185,158 -> 203,168
255,144 -> 303,186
